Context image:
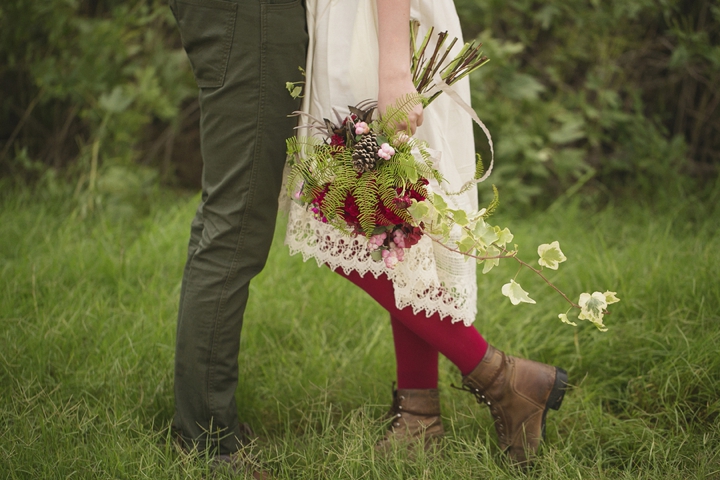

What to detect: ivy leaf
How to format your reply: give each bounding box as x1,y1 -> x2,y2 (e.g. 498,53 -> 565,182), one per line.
558,313 -> 577,326
287,84 -> 303,99
431,193 -> 448,211
451,209 -> 468,226
501,279 -> 536,305
407,199 -> 429,220
496,227 -> 513,247
604,291 -> 620,304
537,241 -> 567,270
482,245 -> 500,274
406,167 -> 418,184
578,292 -> 608,331
456,232 -> 476,254
474,220 -> 499,246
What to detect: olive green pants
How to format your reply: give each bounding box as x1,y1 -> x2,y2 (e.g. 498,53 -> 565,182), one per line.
169,0 -> 307,454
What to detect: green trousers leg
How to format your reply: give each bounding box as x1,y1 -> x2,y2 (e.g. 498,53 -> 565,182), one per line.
169,0 -> 307,454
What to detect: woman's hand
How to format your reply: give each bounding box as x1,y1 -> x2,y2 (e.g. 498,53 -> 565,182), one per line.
376,0 -> 423,134
378,75 -> 423,135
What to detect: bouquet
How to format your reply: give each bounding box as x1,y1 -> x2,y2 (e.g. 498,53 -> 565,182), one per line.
285,28 -> 620,330
286,27 -> 488,269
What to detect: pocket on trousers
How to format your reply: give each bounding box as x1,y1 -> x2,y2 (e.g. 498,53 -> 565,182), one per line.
262,0 -> 308,46
170,0 -> 237,88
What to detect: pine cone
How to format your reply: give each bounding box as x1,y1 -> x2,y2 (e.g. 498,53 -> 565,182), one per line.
352,133 -> 379,173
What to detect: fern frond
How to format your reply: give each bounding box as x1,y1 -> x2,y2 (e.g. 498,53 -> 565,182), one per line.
353,172 -> 381,235
474,152 -> 485,180
377,93 -> 424,135
406,181 -> 428,199
286,136 -> 322,158
483,184 -> 500,218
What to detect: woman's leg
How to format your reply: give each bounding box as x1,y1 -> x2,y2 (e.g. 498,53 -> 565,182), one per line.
337,268 -> 567,464
337,269 -> 488,376
390,315 -> 438,389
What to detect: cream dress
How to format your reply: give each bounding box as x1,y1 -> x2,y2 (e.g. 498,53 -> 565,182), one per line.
285,0 -> 480,325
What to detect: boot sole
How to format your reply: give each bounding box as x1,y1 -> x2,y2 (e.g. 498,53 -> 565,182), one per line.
541,367 -> 568,439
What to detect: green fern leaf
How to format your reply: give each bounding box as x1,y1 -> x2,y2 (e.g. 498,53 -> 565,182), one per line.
483,184 -> 500,218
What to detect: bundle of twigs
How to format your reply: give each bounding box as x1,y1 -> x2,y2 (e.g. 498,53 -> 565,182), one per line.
410,24 -> 489,103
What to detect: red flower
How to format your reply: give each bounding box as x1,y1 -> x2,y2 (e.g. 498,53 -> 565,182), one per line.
401,224 -> 424,247
329,134 -> 345,146
311,176 -> 429,239
342,194 -> 361,225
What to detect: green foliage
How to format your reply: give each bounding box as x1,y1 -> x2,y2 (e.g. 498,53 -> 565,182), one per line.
376,93 -> 425,135
456,0 -> 719,207
0,0 -> 196,193
288,132 -> 436,236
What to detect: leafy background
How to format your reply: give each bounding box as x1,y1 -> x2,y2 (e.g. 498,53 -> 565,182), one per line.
1,0 -> 718,208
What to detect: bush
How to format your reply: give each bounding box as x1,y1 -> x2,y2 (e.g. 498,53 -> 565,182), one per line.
2,0 -> 718,208
0,0 -> 196,199
456,0 -> 720,206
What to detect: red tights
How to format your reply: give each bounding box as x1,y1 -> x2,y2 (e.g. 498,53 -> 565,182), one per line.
337,269 -> 488,390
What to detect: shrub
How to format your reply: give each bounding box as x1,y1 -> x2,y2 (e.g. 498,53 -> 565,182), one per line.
456,0 -> 719,206
0,0 -> 196,198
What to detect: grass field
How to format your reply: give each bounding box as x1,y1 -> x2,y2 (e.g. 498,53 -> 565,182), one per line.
1,184 -> 719,479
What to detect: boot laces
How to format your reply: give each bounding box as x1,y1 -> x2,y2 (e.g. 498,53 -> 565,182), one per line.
451,383 -> 505,440
450,383 -> 487,404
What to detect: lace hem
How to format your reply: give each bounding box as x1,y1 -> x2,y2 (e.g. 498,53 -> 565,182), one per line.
285,202 -> 477,325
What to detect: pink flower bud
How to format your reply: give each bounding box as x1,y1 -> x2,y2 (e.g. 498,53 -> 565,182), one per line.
384,251 -> 399,269
355,122 -> 369,135
380,143 -> 395,156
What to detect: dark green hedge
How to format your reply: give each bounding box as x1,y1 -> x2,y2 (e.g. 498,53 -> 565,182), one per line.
1,0 -> 718,206
0,0 -> 196,204
457,0 -> 719,204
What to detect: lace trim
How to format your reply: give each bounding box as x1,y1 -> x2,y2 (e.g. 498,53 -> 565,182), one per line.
285,202 -> 477,325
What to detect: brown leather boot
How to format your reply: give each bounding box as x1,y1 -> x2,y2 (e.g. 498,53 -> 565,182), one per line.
376,388 -> 445,452
460,345 -> 568,465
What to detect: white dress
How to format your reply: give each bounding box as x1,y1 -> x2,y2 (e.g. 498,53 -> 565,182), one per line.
285,0 -> 480,325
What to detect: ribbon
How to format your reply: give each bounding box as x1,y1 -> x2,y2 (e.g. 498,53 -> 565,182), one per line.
431,72 -> 494,191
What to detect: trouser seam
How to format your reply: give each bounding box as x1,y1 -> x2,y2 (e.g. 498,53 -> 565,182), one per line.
206,5 -> 266,427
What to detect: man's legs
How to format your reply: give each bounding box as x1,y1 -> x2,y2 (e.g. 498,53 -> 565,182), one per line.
170,0 -> 307,455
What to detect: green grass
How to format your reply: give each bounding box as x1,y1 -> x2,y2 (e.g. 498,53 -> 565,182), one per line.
1,184 -> 719,479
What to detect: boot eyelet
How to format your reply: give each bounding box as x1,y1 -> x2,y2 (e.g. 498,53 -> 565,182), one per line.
393,422 -> 399,427
396,413 -> 402,418
486,401 -> 491,406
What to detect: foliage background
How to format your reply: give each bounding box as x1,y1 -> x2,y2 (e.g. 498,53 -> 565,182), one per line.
457,0 -> 720,206
1,0 -> 719,206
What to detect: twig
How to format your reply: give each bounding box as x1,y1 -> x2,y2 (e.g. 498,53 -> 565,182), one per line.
0,87 -> 45,163
427,226 -> 581,310
503,249 -> 581,309
427,234 -> 515,261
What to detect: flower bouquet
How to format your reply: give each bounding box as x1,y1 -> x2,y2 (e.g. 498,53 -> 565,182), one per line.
285,28 -> 619,330
286,26 -> 488,268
